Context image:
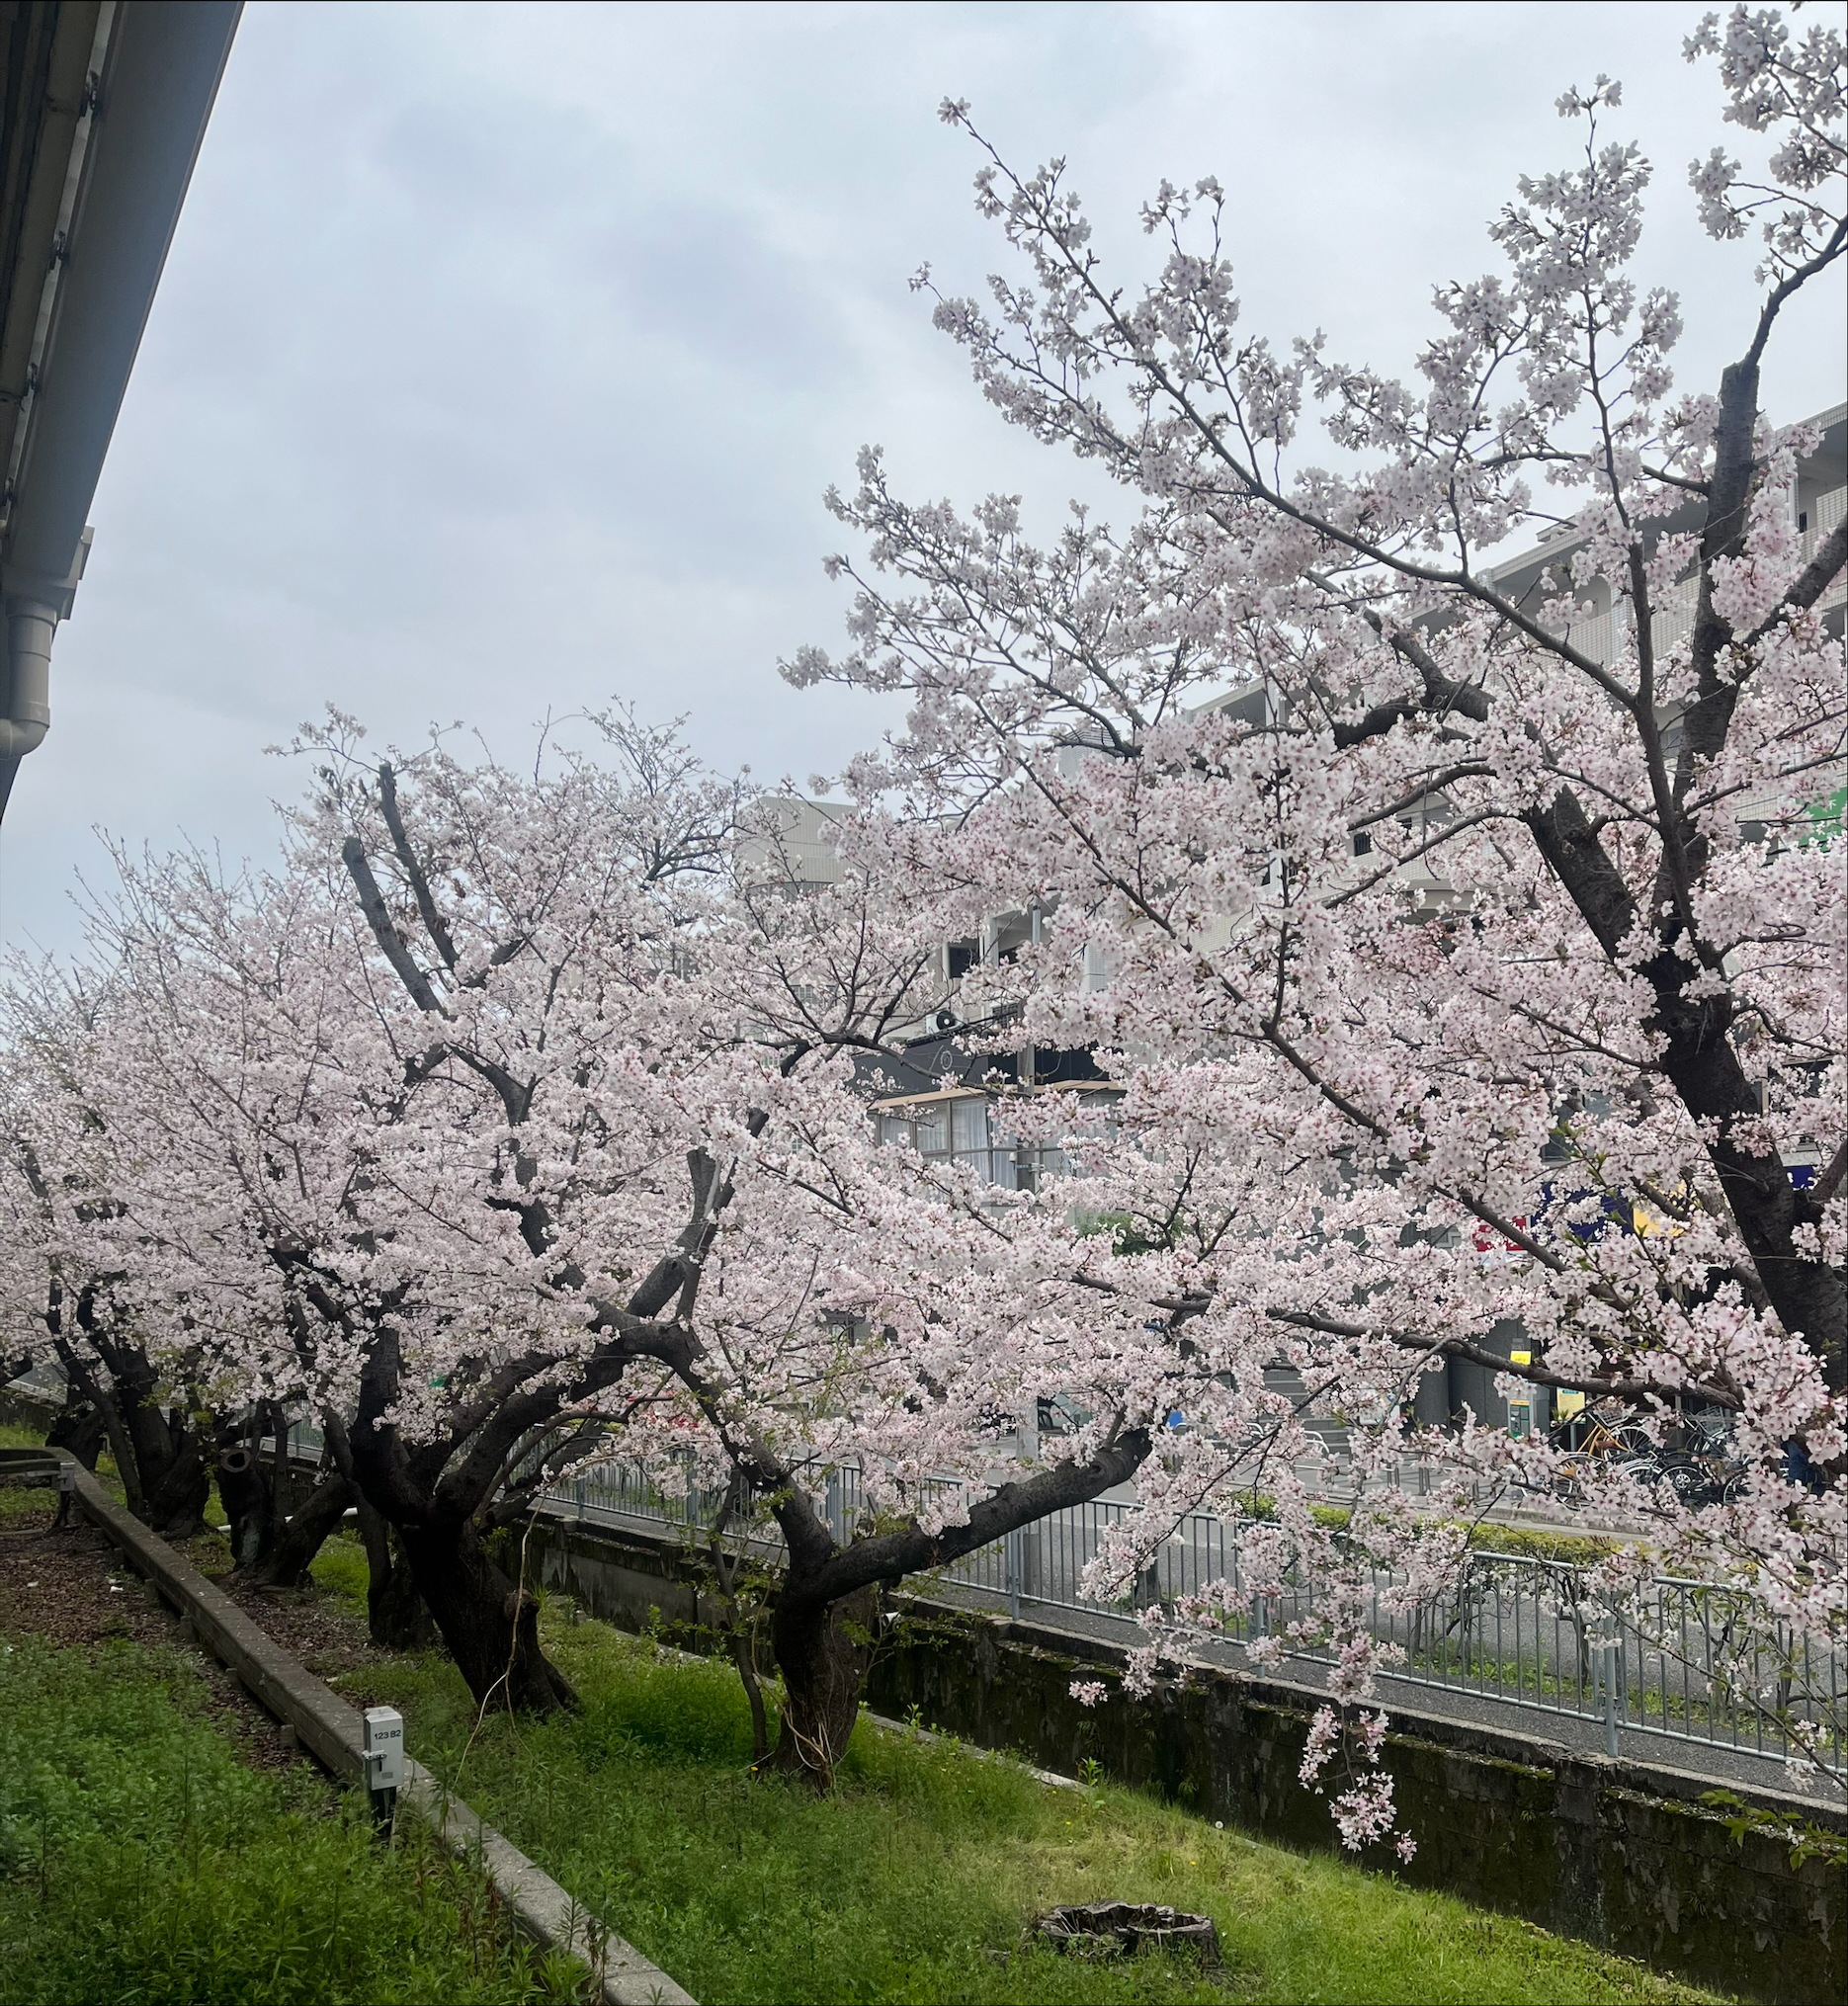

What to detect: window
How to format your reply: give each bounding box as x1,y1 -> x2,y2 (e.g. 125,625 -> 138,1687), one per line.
874,1089 -> 1118,1191
951,1097 -> 989,1157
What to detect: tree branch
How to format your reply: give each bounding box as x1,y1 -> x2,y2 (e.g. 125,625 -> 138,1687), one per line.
341,839 -> 447,1017
377,764 -> 461,971
1266,1309 -> 1742,1412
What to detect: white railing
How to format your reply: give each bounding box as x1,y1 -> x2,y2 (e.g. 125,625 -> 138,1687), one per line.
1807,486 -> 1846,609
546,1458 -> 1846,1775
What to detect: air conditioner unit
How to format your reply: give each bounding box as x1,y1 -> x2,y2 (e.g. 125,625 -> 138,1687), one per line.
929,1006 -> 960,1035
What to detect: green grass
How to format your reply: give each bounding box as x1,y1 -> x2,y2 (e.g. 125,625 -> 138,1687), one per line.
0,1632 -> 577,2005
309,1527 -> 371,1603
0,1422 -> 65,1530
0,1422 -> 1730,2001
333,1589 -> 1726,2006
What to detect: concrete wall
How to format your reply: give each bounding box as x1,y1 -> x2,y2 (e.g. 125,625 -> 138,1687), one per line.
531,1516 -> 1846,2006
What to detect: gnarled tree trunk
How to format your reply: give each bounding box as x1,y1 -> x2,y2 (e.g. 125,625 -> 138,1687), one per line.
396,1515 -> 577,1713
45,1388 -> 105,1470
125,1409 -> 212,1536
249,1469 -> 358,1589
57,1330 -> 210,1537
761,1582 -> 881,1786
215,1405 -> 294,1572
213,1408 -> 358,1590
357,1499 -> 436,1649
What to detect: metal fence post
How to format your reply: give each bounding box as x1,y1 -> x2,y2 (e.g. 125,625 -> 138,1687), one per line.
1004,1527 -> 1021,1621
1602,1639 -> 1621,1759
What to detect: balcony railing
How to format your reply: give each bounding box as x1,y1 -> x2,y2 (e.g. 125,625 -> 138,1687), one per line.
1541,486 -> 1845,667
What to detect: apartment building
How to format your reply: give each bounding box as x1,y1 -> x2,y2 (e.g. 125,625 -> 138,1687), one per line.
1483,403 -> 1845,682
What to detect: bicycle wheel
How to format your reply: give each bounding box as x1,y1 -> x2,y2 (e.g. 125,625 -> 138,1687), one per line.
1554,1458 -> 1598,1507
1655,1455 -> 1721,1507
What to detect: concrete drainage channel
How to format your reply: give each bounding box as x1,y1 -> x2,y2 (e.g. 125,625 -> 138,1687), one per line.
0,1449 -> 694,2006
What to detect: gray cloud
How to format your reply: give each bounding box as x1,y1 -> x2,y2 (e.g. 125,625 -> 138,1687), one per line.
3,0 -> 1840,956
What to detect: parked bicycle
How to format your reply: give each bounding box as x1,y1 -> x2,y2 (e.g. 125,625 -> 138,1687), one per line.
1548,1402 -> 1746,1508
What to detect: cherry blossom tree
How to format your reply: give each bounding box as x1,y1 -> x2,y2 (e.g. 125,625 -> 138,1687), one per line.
0,9 -> 1833,1853
0,965 -> 219,1537
4,712 -> 1191,1764
294,715 -> 1192,1765
787,3 -> 1845,1838
0,863 -> 409,1593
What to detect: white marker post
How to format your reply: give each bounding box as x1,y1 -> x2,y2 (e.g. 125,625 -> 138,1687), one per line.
362,1706 -> 404,1839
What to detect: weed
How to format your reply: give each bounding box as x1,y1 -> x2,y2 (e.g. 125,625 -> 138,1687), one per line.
344,1608 -> 1730,2006
0,1634 -> 573,2005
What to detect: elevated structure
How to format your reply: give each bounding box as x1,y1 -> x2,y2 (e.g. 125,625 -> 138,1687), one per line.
0,0 -> 239,823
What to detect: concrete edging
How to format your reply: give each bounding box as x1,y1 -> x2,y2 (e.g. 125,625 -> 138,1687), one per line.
4,1449 -> 695,2006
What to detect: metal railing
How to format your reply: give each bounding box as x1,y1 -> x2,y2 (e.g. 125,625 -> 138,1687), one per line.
546,1458 -> 1845,1774
17,1360 -> 1836,1776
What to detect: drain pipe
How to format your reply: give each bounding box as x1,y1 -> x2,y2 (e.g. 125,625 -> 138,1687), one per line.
0,609 -> 51,758
0,606 -> 50,754
0,536 -> 87,759
0,534 -> 88,822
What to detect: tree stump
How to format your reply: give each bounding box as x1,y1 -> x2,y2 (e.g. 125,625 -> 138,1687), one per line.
1034,1902 -> 1220,1964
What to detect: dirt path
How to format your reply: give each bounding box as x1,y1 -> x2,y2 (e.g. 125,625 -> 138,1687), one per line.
0,1486 -> 378,1772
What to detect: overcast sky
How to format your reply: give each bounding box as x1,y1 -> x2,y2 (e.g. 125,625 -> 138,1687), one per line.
3,0 -> 1842,957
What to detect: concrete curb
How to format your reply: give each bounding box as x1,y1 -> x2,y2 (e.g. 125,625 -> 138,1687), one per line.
403,1764 -> 695,2005
6,1449 -> 695,2006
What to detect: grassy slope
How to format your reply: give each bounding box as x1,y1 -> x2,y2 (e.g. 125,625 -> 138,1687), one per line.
320,1568 -> 1724,2006
0,1428 -> 1725,2004
0,1630 -> 578,2006
1,1435 -> 572,2006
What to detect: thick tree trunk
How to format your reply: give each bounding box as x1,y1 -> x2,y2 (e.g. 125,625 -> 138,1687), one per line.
107,1392 -> 211,1536
1654,1009 -> 1848,1390
396,1516 -> 577,1713
761,1583 -> 880,1787
357,1499 -> 436,1649
45,1392 -> 105,1470
133,1422 -> 212,1537
216,1425 -> 287,1571
56,1316 -> 212,1537
248,1471 -> 358,1589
